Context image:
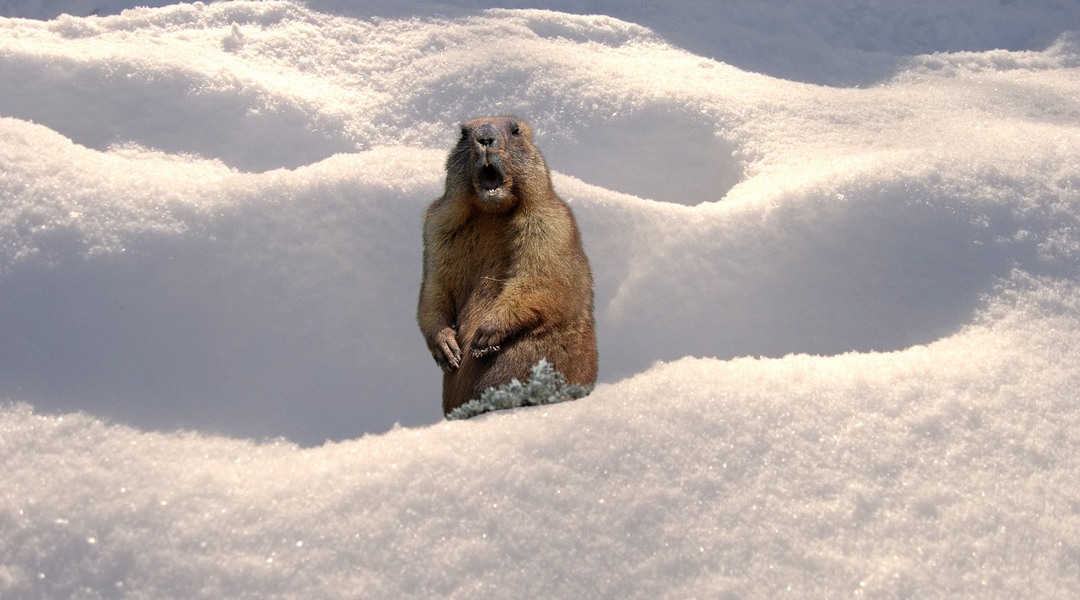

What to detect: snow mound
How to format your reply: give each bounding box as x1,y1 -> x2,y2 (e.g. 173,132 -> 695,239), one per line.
3,3 -> 1077,443
3,281 -> 1079,598
1,0 -> 1080,597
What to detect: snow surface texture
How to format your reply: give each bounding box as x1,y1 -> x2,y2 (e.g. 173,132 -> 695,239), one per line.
1,0 -> 1080,597
4,0 -> 1080,86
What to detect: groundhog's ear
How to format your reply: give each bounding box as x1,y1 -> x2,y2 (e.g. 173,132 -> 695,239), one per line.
459,125 -> 469,140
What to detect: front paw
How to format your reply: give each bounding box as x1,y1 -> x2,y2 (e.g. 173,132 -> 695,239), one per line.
432,327 -> 461,371
470,323 -> 504,358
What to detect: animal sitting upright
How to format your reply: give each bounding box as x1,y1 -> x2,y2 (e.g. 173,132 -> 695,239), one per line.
417,116 -> 598,415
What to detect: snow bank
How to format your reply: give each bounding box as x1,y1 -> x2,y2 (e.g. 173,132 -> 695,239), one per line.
0,114 -> 447,440
3,1 -> 1078,442
1,0 -> 1080,597
3,281 -> 1079,598
5,0 -> 1080,86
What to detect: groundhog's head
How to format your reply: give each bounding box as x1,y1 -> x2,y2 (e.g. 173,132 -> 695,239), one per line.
446,116 -> 548,213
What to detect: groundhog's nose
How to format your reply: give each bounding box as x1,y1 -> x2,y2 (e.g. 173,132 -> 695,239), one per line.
475,124 -> 499,148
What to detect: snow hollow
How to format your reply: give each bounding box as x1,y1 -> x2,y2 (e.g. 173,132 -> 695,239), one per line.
1,0 -> 1080,598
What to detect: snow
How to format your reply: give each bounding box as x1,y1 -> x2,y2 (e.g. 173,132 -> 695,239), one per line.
2,0 -> 1080,597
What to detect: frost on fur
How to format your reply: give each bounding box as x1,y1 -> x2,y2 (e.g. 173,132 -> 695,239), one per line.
446,359 -> 593,420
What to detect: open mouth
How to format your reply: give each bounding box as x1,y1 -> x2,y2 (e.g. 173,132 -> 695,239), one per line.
478,164 -> 503,195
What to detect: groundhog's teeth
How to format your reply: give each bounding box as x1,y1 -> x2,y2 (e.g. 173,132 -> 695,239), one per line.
487,189 -> 498,196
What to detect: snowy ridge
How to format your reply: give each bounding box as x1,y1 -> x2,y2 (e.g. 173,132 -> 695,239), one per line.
2,0 -> 1080,597
3,282 -> 1079,597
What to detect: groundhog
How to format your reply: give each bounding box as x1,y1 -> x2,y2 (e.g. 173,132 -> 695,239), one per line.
418,116 -> 598,415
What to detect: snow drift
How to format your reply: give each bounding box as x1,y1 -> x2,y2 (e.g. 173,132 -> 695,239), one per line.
1,0 -> 1080,597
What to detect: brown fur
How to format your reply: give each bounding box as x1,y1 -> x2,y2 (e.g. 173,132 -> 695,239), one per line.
418,116 -> 598,415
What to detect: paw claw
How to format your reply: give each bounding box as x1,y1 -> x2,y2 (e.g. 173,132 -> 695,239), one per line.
470,344 -> 500,358
432,327 -> 461,371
